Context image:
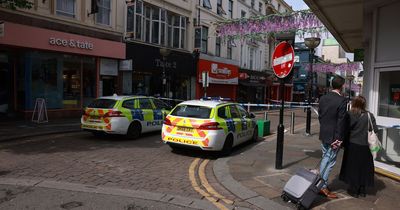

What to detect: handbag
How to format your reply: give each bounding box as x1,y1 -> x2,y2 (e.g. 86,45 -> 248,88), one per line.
367,112 -> 382,159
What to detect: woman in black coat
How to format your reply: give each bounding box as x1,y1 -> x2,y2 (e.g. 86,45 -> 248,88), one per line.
339,96 -> 378,198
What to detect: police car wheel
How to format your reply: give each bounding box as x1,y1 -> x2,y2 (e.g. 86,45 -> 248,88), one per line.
251,126 -> 258,143
127,122 -> 141,139
221,135 -> 233,156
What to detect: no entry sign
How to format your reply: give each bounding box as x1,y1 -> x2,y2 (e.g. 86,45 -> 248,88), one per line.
272,42 -> 294,78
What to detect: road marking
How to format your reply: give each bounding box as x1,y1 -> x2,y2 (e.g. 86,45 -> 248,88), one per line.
198,159 -> 234,205
189,158 -> 229,210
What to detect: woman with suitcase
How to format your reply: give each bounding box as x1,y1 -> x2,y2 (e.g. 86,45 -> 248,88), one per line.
339,96 -> 378,198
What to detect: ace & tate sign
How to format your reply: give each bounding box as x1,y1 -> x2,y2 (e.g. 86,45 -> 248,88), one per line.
49,37 -> 94,50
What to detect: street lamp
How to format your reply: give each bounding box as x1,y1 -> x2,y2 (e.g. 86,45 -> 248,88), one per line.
304,37 -> 321,136
346,74 -> 355,101
159,47 -> 171,97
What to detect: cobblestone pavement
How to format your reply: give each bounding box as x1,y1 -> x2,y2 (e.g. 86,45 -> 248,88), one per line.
0,132 -> 204,199
0,184 -> 196,210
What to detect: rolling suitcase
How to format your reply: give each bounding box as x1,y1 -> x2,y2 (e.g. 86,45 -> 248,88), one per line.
281,150 -> 337,210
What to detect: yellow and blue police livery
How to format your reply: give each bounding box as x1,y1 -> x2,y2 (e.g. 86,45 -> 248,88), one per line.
81,95 -> 171,139
161,98 -> 257,154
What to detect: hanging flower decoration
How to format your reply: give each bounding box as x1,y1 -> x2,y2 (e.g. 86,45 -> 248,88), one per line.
215,10 -> 326,40
301,62 -> 362,74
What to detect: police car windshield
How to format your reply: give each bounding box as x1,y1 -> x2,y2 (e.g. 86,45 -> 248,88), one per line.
170,105 -> 211,119
87,99 -> 116,108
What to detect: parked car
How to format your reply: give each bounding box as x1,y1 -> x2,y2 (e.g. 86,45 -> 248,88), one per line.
81,95 -> 171,139
161,98 -> 257,155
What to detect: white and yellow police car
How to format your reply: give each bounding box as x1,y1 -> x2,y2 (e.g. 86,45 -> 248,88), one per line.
161,98 -> 257,154
81,95 -> 171,139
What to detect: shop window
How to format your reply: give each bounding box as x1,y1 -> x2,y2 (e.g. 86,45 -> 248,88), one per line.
62,55 -> 81,109
56,0 -> 75,18
82,57 -> 96,107
96,0 -> 111,25
378,71 -> 400,119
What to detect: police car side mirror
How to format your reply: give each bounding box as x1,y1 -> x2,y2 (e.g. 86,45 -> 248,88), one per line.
250,113 -> 256,118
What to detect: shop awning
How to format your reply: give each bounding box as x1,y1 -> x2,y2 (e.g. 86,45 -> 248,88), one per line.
303,0 -> 363,52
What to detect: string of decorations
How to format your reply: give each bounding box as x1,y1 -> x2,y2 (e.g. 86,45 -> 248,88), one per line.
301,63 -> 361,74
215,10 -> 326,39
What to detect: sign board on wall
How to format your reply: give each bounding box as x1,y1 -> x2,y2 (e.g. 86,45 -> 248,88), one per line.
120,59 -> 133,71
198,59 -> 239,85
100,58 -> 118,76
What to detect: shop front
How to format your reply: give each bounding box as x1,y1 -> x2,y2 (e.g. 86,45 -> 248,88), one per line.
237,69 -> 268,104
196,54 -> 239,100
126,42 -> 196,101
0,21 -> 125,119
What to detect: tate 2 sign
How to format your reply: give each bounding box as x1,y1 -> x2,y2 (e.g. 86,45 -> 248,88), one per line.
272,41 -> 294,78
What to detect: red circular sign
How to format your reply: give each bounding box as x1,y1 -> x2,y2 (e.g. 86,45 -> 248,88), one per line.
272,41 -> 295,78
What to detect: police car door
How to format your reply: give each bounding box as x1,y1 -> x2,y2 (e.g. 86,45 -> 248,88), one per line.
228,105 -> 244,144
137,98 -> 156,132
237,105 -> 253,141
151,98 -> 170,131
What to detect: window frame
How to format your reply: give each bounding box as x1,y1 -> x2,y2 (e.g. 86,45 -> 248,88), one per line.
216,37 -> 221,57
96,0 -> 111,26
201,26 -> 208,53
138,98 -> 154,109
56,0 -> 76,18
203,0 -> 212,10
229,105 -> 241,119
228,0 -> 233,18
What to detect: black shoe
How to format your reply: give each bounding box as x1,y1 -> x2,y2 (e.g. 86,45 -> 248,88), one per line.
347,189 -> 359,198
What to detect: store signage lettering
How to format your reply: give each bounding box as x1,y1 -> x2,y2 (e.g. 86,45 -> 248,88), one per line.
211,63 -> 231,75
155,59 -> 177,69
49,37 -> 94,50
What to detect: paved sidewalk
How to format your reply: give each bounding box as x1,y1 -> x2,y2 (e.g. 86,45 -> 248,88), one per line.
216,123 -> 400,210
0,118 -> 81,141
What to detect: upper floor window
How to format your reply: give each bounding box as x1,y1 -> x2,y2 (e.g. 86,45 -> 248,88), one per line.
259,2 -> 263,12
216,37 -> 221,57
217,0 -> 227,16
241,10 -> 246,18
201,26 -> 208,53
228,0 -> 233,18
203,0 -> 212,9
56,0 -> 75,18
96,0 -> 111,26
251,0 -> 255,8
128,1 -> 186,49
278,3 -> 281,12
227,44 -> 232,59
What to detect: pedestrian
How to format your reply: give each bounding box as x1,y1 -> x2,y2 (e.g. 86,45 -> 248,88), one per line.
339,96 -> 377,198
317,75 -> 348,199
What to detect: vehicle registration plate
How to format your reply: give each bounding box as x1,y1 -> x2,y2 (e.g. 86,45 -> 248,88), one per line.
177,127 -> 193,132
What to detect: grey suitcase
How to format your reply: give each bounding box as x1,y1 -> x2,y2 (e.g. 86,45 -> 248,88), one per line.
281,150 -> 337,209
281,168 -> 324,209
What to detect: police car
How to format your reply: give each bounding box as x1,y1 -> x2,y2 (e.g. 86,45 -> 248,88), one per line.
81,95 -> 171,139
161,98 -> 257,154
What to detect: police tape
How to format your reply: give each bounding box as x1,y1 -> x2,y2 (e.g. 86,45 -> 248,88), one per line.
269,99 -> 319,106
238,103 -> 312,108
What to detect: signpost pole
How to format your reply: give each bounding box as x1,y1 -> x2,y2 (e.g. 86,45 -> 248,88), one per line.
271,41 -> 294,170
275,79 -> 285,169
